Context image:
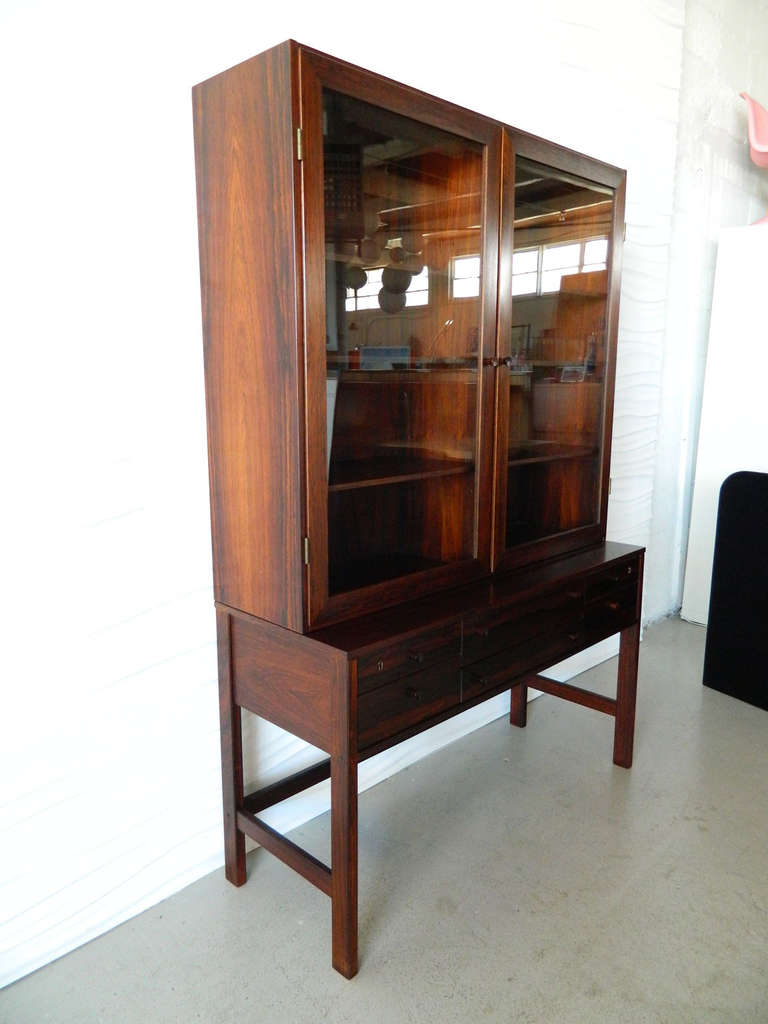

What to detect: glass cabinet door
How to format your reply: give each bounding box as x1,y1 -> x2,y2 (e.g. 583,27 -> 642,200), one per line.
495,150 -> 622,569
301,56 -> 499,625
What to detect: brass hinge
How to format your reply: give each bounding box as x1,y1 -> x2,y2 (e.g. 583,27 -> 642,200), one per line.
303,536 -> 310,565
623,222 -> 627,242
609,477 -> 612,495
296,127 -> 304,162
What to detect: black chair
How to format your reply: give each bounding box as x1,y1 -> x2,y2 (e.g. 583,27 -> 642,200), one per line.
703,470 -> 768,710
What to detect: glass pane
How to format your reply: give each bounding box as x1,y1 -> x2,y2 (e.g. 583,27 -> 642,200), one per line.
322,89 -> 484,596
453,276 -> 480,298
512,272 -> 537,296
505,157 -> 613,548
346,266 -> 431,311
584,238 -> 608,264
542,242 -> 581,270
541,267 -> 577,293
454,255 -> 481,278
512,249 -> 538,275
404,265 -> 430,307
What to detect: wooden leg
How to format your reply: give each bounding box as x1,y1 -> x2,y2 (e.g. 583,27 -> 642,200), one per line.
613,620 -> 640,769
330,658 -> 358,979
217,608 -> 246,886
510,679 -> 528,728
330,748 -> 358,978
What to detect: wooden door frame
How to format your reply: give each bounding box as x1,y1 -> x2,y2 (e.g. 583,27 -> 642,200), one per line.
298,44 -> 503,630
490,128 -> 626,574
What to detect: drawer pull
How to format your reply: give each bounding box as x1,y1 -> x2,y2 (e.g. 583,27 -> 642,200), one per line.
376,659 -> 384,672
567,633 -> 579,641
405,686 -> 423,702
606,600 -> 620,611
408,651 -> 424,664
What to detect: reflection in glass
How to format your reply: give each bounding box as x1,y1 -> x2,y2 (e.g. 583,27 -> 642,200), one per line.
505,158 -> 613,548
322,89 -> 485,596
451,255 -> 481,298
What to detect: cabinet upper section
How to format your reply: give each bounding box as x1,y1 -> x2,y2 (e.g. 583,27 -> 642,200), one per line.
193,41 -> 626,632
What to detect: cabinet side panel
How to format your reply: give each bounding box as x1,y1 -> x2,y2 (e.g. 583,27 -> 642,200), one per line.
193,44 -> 303,630
229,610 -> 342,752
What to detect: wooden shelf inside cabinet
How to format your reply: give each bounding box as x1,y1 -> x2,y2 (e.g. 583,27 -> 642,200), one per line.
524,360 -> 598,369
330,552 -> 447,593
378,191 -> 482,232
328,456 -> 474,492
507,444 -> 597,468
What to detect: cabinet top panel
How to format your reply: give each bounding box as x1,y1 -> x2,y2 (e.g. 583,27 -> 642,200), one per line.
193,39 -> 625,189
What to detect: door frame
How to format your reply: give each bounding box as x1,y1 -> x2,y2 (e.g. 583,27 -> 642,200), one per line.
298,44 -> 503,630
491,128 -> 626,574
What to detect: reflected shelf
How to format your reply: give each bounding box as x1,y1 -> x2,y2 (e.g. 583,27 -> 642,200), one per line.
329,455 -> 474,493
326,361 -> 479,374
507,443 -> 597,468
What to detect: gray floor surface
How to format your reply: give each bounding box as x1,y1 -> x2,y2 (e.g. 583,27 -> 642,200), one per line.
3,617 -> 767,1023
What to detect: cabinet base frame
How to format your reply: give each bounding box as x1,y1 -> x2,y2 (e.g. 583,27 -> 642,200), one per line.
219,614 -> 640,980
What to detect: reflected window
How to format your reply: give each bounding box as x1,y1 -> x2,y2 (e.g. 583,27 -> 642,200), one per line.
511,248 -> 539,296
346,266 -> 430,311
541,242 -> 581,293
512,237 -> 608,296
404,265 -> 430,307
451,255 -> 481,298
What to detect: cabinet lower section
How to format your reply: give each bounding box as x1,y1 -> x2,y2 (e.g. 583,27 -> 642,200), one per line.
216,541 -> 644,978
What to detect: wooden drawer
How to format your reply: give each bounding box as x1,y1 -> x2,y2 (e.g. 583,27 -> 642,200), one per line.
585,560 -> 639,602
358,660 -> 461,747
462,587 -> 583,665
356,621 -> 461,695
462,625 -> 583,704
585,582 -> 638,639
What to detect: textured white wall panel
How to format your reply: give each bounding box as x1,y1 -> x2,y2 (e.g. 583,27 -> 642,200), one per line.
3,0 -> 764,990
646,0 -> 768,622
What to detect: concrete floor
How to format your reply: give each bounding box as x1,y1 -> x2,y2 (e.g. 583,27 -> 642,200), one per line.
3,617 -> 767,1024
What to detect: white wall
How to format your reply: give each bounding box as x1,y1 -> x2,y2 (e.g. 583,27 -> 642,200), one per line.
644,0 -> 768,622
2,0 -> 765,989
681,224 -> 768,623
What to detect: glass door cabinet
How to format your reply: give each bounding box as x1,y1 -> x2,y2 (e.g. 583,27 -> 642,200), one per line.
193,42 -> 625,633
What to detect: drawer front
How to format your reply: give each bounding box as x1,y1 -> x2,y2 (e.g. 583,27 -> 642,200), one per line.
462,587 -> 583,665
358,660 -> 461,747
585,559 -> 639,602
462,625 -> 583,704
585,582 -> 638,639
357,621 -> 461,695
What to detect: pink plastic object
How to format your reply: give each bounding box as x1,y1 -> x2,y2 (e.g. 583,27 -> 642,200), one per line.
740,92 -> 768,168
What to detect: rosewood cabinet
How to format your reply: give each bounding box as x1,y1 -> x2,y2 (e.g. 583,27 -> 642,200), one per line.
193,40 -> 644,978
